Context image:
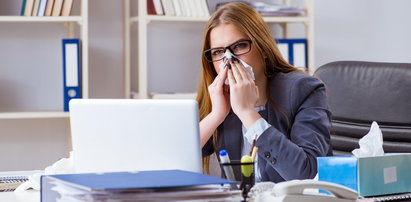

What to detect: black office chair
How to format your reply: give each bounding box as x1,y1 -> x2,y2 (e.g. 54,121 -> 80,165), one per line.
314,61 -> 411,155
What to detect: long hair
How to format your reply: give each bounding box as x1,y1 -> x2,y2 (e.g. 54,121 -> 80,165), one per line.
196,2 -> 298,173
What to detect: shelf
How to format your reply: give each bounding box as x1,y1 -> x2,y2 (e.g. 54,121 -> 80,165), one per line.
0,16 -> 83,23
263,16 -> 310,23
129,15 -> 309,24
0,111 -> 69,119
130,16 -> 209,23
150,92 -> 197,99
0,1 -> 88,120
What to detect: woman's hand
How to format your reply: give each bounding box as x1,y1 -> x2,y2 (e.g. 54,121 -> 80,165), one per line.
227,59 -> 261,128
200,66 -> 231,147
208,65 -> 231,123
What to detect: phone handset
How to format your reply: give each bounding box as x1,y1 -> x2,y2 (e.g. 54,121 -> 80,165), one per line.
274,179 -> 358,200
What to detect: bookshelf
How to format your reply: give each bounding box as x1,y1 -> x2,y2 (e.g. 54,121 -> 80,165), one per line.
124,0 -> 314,99
0,0 -> 88,119
0,16 -> 82,22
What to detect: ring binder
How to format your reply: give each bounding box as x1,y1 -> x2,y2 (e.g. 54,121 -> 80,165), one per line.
41,170 -> 239,202
276,38 -> 308,70
62,39 -> 82,112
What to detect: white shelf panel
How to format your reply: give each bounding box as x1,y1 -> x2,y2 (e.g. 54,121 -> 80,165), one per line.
263,16 -> 310,23
150,92 -> 197,99
148,15 -> 210,22
131,16 -> 209,23
129,16 -> 138,23
0,111 -> 69,119
0,16 -> 83,22
130,15 -> 310,24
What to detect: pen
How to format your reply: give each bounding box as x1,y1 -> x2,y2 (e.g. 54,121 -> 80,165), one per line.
249,133 -> 257,156
251,147 -> 259,161
219,150 -> 237,189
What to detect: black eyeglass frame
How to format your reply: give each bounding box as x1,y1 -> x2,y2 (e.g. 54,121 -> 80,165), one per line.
203,39 -> 253,62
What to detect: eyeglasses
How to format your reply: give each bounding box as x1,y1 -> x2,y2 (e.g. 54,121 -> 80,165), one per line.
204,40 -> 252,62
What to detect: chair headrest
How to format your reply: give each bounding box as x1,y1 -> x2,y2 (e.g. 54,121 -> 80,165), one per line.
315,61 -> 411,126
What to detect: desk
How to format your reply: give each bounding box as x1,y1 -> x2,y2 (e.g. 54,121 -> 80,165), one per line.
0,190 -> 39,202
0,170 -> 43,202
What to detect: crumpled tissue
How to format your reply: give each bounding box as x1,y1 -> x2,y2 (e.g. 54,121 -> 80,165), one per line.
15,151 -> 75,192
352,121 -> 384,157
219,51 -> 255,85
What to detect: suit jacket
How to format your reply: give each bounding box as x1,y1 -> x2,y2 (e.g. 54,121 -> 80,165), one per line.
202,70 -> 332,182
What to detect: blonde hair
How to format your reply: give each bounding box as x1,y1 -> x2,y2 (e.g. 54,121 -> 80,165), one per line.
196,2 -> 297,173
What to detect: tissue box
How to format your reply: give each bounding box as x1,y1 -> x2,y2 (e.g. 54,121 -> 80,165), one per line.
318,154 -> 411,196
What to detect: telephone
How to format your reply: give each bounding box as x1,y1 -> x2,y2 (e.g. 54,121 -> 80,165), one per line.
248,179 -> 358,202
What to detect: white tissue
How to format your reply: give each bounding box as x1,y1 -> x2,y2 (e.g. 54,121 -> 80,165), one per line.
15,151 -> 75,192
219,52 -> 255,85
352,121 -> 384,157
224,51 -> 233,60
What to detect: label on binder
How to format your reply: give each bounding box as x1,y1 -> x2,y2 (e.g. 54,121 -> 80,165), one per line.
62,39 -> 81,112
276,38 -> 307,70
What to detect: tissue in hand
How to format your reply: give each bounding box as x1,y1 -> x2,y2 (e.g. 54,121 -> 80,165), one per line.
352,121 -> 384,157
219,52 -> 255,85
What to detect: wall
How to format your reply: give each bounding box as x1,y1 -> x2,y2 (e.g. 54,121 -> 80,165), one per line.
0,0 -> 410,171
315,0 -> 411,68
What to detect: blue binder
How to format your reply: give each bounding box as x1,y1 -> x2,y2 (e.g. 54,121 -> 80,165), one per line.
41,170 -> 236,201
276,38 -> 308,69
62,39 -> 81,112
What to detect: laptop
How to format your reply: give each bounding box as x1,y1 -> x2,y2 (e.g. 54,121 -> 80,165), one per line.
69,99 -> 202,173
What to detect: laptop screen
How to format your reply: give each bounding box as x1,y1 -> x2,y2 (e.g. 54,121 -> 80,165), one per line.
69,99 -> 202,173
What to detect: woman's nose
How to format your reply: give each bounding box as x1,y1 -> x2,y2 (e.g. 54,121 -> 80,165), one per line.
223,51 -> 234,63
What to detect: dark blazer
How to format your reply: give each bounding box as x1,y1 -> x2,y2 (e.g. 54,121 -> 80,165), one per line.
202,70 -> 332,182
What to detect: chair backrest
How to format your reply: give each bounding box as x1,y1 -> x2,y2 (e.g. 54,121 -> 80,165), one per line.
314,61 -> 411,155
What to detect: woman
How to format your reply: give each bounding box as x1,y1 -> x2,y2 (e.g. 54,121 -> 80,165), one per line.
196,2 -> 332,183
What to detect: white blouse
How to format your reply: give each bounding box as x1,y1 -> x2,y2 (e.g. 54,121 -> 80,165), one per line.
241,105 -> 271,182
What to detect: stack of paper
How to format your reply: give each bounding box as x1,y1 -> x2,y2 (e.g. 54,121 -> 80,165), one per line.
41,170 -> 242,201
215,2 -> 304,17
250,2 -> 304,16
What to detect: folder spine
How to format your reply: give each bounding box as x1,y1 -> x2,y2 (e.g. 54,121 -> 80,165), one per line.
62,39 -> 82,112
277,38 -> 308,69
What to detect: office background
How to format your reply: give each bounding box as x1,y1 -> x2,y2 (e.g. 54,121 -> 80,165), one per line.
0,0 -> 410,171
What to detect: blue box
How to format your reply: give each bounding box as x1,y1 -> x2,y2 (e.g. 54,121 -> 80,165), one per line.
318,154 -> 411,196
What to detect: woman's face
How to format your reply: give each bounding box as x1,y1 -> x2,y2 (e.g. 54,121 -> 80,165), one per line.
209,23 -> 264,80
